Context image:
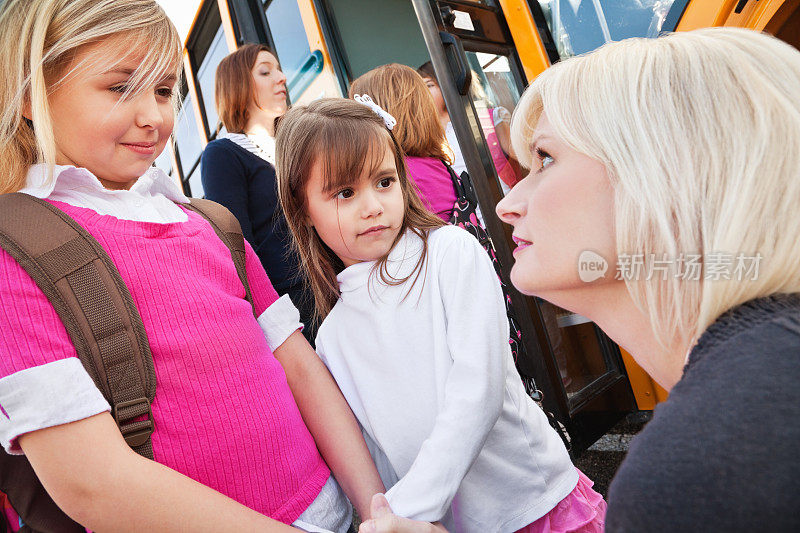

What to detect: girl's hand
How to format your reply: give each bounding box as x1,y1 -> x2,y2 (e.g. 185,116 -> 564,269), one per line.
358,494 -> 449,533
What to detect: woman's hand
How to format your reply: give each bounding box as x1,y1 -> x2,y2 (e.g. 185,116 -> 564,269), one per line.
358,494 -> 449,533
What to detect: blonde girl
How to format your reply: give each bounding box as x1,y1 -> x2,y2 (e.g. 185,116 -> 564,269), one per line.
276,98 -> 605,532
0,1 -> 383,531
496,28 -> 800,530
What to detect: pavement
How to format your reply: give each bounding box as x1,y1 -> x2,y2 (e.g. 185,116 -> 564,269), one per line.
574,411 -> 653,497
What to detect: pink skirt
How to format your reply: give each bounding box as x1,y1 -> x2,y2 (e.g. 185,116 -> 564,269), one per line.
515,469 -> 607,533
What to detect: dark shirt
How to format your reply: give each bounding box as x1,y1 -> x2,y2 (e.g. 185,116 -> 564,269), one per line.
201,138 -> 316,342
607,294 -> 800,532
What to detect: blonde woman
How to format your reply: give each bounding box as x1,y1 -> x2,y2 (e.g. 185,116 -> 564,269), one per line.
360,27 -> 800,533
495,27 -> 800,531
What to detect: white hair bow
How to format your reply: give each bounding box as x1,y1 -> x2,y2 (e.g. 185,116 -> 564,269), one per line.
353,94 -> 397,130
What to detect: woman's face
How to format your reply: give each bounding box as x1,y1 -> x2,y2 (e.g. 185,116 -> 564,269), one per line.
422,76 -> 448,120
495,112 -> 620,304
250,50 -> 287,118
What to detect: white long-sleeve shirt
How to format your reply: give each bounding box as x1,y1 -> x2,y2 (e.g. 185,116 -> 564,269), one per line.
315,225 -> 577,533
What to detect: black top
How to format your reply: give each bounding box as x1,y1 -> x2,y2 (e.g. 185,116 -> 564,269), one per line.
607,294 -> 800,532
201,138 -> 316,342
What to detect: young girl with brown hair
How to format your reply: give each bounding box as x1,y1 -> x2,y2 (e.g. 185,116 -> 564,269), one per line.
349,63 -> 535,388
275,97 -> 605,532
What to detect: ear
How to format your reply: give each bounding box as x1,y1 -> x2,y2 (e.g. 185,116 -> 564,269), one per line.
305,214 -> 314,228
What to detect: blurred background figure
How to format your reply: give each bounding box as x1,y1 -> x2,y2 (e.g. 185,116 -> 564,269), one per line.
202,44 -> 317,342
417,61 -> 524,193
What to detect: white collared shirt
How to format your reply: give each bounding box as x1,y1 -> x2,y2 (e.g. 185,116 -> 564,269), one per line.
316,226 -> 577,532
224,132 -> 276,165
20,163 -> 190,223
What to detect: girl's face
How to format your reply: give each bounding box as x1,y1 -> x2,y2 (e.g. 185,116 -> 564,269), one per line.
422,76 -> 448,119
304,142 -> 406,268
47,37 -> 176,190
495,112 -> 620,302
250,51 -> 287,119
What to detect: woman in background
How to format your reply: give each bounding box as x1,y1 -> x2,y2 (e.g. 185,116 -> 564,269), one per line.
202,44 -> 316,341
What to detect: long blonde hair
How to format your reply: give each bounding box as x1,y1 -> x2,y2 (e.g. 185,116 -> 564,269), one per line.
0,0 -> 182,194
349,63 -> 452,163
512,27 -> 800,349
275,98 -> 445,321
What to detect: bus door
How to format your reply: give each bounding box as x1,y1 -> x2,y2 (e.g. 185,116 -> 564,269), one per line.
411,0 -> 637,453
676,0 -> 799,50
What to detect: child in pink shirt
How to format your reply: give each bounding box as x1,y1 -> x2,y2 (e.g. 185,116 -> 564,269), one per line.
0,1 -> 382,531
348,64 -> 458,222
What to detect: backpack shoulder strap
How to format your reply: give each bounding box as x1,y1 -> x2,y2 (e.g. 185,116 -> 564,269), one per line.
182,198 -> 255,315
0,193 -> 156,456
440,159 -> 479,208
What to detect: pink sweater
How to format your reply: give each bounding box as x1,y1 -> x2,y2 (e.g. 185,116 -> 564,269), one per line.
0,201 -> 329,523
404,157 -> 457,222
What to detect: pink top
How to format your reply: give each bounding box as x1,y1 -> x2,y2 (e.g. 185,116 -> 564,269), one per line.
480,108 -> 521,188
0,201 -> 329,523
404,156 -> 457,222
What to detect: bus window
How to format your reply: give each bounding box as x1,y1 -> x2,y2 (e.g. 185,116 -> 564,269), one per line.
533,0 -> 678,58
195,25 -> 230,137
465,52 -> 524,195
187,162 -> 204,199
322,0 -> 431,79
174,91 -> 204,194
265,0 -> 316,102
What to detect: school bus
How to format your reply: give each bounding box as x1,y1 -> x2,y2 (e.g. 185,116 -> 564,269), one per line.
159,0 -> 800,453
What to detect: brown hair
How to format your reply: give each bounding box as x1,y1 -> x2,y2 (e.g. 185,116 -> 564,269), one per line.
214,43 -> 276,133
275,98 -> 445,321
348,63 -> 451,163
416,61 -> 437,82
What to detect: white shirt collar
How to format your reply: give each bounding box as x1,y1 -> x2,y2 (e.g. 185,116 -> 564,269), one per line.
336,229 -> 424,293
20,163 -> 190,203
224,132 -> 276,165
19,164 -> 191,224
